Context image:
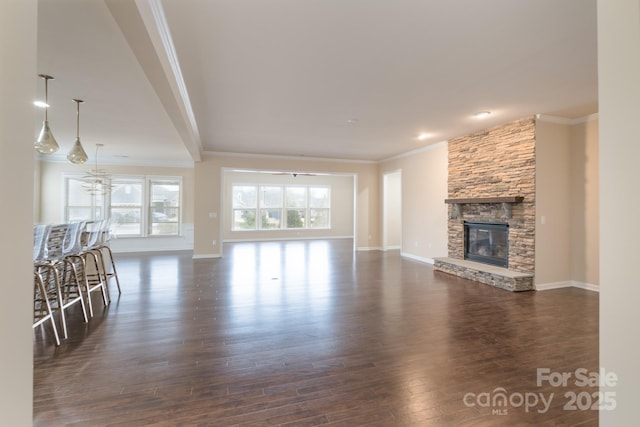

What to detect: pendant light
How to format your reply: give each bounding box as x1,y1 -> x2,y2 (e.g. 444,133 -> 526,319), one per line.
34,74 -> 60,154
82,143 -> 112,195
67,99 -> 89,164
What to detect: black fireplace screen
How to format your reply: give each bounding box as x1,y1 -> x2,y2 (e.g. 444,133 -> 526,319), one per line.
464,221 -> 509,267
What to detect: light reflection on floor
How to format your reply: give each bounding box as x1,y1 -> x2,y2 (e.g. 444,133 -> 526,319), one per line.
226,240 -> 334,328
108,241 -> 348,352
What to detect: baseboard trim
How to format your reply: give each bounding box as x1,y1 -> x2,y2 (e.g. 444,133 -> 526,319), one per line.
113,248 -> 192,254
192,253 -> 221,259
224,236 -> 353,243
111,245 -> 193,254
570,280 -> 600,292
357,246 -> 382,251
401,252 -> 434,264
536,280 -> 600,292
535,281 -> 573,291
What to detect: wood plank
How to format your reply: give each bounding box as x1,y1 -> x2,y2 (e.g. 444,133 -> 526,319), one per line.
33,240 -> 598,426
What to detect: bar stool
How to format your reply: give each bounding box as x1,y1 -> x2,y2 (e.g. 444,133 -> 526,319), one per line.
42,222 -> 89,339
93,218 -> 121,295
33,225 -> 60,346
80,220 -> 110,315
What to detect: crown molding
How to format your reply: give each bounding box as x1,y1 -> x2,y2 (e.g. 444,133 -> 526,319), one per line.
203,150 -> 378,164
536,113 -> 599,125
381,140 -> 447,162
569,113 -> 599,124
36,155 -> 194,169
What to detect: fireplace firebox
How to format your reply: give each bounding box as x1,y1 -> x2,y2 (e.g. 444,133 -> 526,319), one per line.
464,221 -> 509,267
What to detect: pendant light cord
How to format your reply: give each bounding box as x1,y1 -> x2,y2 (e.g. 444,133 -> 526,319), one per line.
74,99 -> 81,138
44,77 -> 49,121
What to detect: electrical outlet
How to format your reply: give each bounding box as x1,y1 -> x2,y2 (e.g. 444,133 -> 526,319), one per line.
212,240 -> 217,246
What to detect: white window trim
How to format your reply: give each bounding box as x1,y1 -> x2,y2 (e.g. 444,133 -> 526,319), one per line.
231,183 -> 331,231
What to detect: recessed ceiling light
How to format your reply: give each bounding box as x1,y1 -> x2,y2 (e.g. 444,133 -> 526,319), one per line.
33,101 -> 49,108
417,133 -> 431,141
473,111 -> 491,119
347,118 -> 358,125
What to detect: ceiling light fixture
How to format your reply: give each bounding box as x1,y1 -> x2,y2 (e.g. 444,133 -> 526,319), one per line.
82,143 -> 112,195
34,74 -> 60,154
67,99 -> 89,164
417,133 -> 431,141
473,111 -> 491,119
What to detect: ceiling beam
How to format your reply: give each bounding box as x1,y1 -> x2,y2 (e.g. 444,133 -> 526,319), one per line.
105,0 -> 202,162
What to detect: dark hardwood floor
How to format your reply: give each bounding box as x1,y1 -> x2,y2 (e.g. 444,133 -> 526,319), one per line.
33,240 -> 599,426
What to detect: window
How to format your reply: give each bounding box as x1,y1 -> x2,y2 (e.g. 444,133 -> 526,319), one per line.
110,178 -> 143,236
259,186 -> 282,229
285,186 -> 306,229
149,179 -> 180,235
309,187 -> 330,228
231,184 -> 330,231
232,185 -> 258,230
64,175 -> 104,221
64,174 -> 182,237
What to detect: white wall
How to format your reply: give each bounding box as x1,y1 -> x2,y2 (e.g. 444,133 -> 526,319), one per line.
598,1 -> 640,424
0,1 -> 37,424
379,143 -> 448,263
194,154 -> 379,257
535,120 -> 572,285
570,118 -> 599,286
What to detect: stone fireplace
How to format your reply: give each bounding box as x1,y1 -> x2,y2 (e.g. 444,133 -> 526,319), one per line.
434,117 -> 536,291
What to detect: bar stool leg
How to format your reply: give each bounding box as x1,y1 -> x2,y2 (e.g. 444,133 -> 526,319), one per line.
101,245 -> 121,295
34,271 -> 60,346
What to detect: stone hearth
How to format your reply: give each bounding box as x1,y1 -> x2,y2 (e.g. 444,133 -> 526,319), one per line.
434,257 -> 533,292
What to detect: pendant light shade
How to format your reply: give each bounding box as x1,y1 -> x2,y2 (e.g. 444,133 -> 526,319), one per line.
34,74 -> 60,154
67,99 -> 88,164
68,137 -> 88,164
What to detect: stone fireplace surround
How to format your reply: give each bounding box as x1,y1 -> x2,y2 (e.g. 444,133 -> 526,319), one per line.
434,198 -> 534,291
434,117 -> 536,291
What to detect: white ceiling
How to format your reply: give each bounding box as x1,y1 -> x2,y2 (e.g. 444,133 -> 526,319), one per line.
36,0 -> 597,166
